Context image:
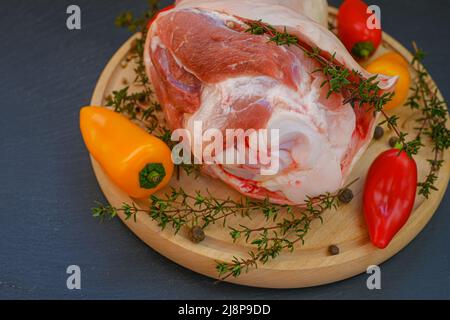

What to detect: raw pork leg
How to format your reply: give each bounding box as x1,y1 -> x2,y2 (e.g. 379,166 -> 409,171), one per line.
145,1 -> 397,204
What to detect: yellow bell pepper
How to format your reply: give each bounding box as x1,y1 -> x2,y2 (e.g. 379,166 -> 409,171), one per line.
80,106 -> 174,199
365,52 -> 411,111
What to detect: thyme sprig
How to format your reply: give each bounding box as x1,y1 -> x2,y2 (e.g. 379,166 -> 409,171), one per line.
93,199 -> 190,232
150,188 -> 258,230
114,0 -> 158,33
93,187 -> 322,233
111,1 -> 200,177
406,42 -> 449,198
92,201 -> 141,223
106,86 -> 159,123
216,180 -> 357,280
229,193 -> 338,243
93,187 -> 255,233
244,19 -> 421,158
93,179 -> 357,280
110,0 -> 160,131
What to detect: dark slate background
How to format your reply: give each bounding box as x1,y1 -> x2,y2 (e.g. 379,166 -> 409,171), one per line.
0,0 -> 449,300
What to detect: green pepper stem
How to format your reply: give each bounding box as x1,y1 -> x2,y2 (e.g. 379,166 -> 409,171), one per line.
139,163 -> 166,189
352,41 -> 375,59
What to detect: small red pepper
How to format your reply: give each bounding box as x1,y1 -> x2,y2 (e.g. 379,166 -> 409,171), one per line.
363,149 -> 418,249
146,4 -> 175,30
338,0 -> 382,59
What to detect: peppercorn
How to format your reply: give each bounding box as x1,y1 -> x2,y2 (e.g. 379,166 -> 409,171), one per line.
389,137 -> 399,148
373,126 -> 384,140
189,226 -> 205,243
138,95 -> 147,103
328,245 -> 340,256
338,188 -> 354,204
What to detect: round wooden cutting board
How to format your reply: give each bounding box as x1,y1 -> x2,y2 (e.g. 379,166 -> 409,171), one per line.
89,9 -> 450,288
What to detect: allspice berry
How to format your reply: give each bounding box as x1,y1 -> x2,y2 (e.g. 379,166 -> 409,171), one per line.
373,126 -> 384,140
338,188 -> 354,204
389,137 -> 399,148
189,226 -> 205,243
328,245 -> 340,256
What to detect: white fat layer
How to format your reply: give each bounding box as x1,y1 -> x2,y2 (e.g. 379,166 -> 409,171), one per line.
258,110 -> 343,202
201,8 -> 245,27
150,35 -> 163,52
261,150 -> 342,202
184,76 -> 354,203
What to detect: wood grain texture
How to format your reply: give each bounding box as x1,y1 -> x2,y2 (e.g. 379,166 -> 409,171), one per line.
88,8 -> 450,288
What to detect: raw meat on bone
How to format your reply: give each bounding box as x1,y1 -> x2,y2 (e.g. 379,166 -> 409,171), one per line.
144,0 -> 397,204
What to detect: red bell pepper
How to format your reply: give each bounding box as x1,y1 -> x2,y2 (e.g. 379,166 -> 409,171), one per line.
363,149 -> 418,249
146,4 -> 175,30
338,0 -> 382,59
